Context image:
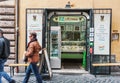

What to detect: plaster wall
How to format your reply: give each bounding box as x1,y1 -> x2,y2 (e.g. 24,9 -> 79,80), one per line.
19,0 -> 120,61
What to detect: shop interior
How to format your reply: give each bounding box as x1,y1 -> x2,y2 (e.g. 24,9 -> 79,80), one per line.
49,15 -> 87,70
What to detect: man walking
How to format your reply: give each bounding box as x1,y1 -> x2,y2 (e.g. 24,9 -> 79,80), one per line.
23,32 -> 42,83
0,29 -> 15,83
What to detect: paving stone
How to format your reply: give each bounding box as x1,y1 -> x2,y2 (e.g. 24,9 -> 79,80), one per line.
2,73 -> 120,83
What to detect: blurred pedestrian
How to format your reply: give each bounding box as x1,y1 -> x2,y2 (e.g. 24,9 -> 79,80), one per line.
23,32 -> 42,83
0,29 -> 16,83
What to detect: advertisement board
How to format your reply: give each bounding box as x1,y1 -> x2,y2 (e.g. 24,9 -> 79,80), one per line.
94,14 -> 110,55
26,11 -> 43,53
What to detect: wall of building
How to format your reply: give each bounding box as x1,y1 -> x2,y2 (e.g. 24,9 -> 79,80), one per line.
0,0 -> 16,71
93,0 -> 120,61
19,0 -> 120,61
0,0 -> 15,5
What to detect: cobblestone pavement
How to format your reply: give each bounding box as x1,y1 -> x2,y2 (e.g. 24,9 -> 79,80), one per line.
2,73 -> 120,83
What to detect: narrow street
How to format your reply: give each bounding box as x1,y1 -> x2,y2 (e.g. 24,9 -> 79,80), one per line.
2,73 -> 120,83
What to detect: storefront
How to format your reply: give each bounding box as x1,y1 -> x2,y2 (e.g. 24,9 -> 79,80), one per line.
26,8 -> 112,74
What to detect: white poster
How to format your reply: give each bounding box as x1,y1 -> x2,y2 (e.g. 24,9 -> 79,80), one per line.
27,12 -> 43,50
94,14 -> 110,55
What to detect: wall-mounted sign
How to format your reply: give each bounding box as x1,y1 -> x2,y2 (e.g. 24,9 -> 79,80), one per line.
27,10 -> 43,53
94,14 -> 110,55
90,42 -> 93,46
90,37 -> 94,41
90,28 -> 94,32
89,33 -> 94,37
112,33 -> 119,40
53,16 -> 85,22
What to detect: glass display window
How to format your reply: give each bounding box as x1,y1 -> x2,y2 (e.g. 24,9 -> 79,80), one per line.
74,32 -> 80,41
61,25 -> 65,31
75,26 -> 80,31
51,31 -> 59,57
61,31 -> 67,41
65,25 -> 74,31
51,15 -> 87,53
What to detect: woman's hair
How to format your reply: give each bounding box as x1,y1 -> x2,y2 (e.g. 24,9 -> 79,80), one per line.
30,32 -> 37,38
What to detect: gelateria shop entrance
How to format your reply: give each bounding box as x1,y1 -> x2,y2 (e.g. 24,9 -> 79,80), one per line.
47,9 -> 90,71
26,8 -> 112,74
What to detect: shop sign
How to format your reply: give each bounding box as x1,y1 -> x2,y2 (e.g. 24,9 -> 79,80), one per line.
94,14 -> 110,55
27,11 -> 43,53
53,16 -> 85,22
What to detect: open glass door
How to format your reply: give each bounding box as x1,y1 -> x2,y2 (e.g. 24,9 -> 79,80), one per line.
50,26 -> 61,68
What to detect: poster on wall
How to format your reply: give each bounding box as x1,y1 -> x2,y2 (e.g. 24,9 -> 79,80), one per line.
94,14 -> 110,55
27,11 -> 43,53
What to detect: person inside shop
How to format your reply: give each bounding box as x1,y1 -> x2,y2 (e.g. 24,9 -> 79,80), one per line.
23,32 -> 43,83
0,29 -> 16,83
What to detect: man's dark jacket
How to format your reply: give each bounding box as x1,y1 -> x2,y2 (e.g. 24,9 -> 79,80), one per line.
0,37 -> 10,59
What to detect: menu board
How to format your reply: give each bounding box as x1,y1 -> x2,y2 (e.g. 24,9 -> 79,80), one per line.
94,14 -> 110,55
27,11 -> 43,50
